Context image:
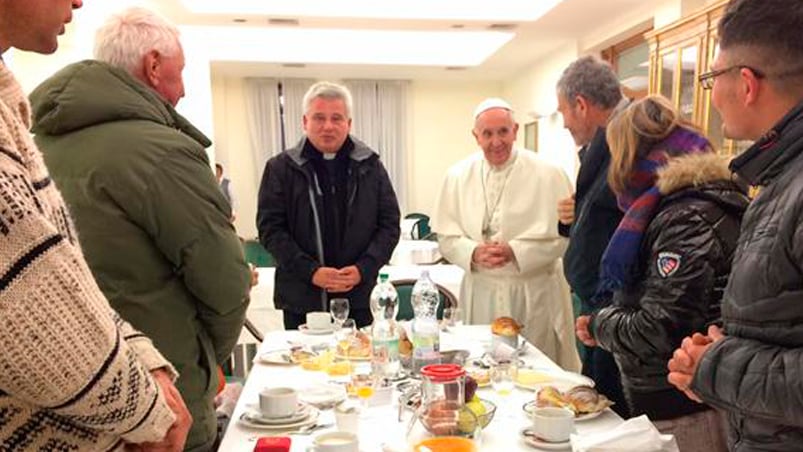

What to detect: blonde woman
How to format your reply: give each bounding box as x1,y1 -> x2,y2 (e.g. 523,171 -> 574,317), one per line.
575,95 -> 747,451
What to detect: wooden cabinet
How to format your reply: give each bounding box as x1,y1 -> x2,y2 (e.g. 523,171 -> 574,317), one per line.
645,0 -> 750,155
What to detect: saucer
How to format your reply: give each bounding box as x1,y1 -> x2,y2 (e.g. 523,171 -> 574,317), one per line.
239,407 -> 318,430
520,428 -> 571,450
244,403 -> 311,425
300,323 -> 335,335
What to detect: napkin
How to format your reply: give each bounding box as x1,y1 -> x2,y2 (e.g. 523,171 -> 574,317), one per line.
570,415 -> 679,452
490,340 -> 518,362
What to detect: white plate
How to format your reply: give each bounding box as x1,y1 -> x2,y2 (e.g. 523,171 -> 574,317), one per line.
239,407 -> 318,430
299,384 -> 348,408
514,369 -> 595,392
257,350 -> 295,365
521,401 -> 605,422
520,428 -> 571,450
243,403 -> 311,425
299,324 -> 335,335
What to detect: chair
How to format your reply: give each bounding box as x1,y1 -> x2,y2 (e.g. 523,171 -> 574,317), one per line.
243,239 -> 275,267
404,213 -> 431,240
390,278 -> 458,321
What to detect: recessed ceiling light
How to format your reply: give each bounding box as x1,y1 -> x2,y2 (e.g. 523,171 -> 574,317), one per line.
268,18 -> 300,26
232,18 -> 247,23
488,23 -> 517,31
180,0 -> 564,22
282,63 -> 307,68
451,24 -> 465,29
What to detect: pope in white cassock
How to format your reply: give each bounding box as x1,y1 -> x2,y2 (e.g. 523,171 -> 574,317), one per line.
432,98 -> 580,371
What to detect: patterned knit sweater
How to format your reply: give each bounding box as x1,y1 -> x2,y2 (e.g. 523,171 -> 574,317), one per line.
0,64 -> 176,450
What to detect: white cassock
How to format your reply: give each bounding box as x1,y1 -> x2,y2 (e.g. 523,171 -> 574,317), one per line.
432,149 -> 580,371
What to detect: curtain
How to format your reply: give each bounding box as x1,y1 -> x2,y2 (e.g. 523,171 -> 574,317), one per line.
344,79 -> 408,210
243,78 -> 281,190
280,78 -> 315,149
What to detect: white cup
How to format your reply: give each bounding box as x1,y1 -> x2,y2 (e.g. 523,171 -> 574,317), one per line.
532,407 -> 574,443
259,387 -> 298,419
307,311 -> 333,330
308,431 -> 359,452
334,402 -> 360,434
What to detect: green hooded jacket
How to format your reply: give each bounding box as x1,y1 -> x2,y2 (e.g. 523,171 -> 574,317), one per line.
29,60 -> 251,451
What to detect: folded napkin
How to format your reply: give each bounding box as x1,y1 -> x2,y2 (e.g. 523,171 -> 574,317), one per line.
570,415 -> 678,452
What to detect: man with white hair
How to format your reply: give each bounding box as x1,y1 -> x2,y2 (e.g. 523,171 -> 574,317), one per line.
432,98 -> 580,370
257,81 -> 401,330
29,7 -> 251,451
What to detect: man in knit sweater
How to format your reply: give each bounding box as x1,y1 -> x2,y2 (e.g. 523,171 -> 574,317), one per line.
0,1 -> 191,450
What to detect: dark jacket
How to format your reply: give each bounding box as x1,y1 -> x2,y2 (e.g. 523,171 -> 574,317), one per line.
592,153 -> 748,421
257,137 -> 400,314
560,128 -> 624,306
29,60 -> 252,451
692,102 -> 803,451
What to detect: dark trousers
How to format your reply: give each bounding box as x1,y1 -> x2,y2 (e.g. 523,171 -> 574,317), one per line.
282,309 -> 373,330
573,293 -> 630,419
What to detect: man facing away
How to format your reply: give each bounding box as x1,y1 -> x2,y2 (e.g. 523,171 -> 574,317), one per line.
555,56 -> 630,417
30,7 -> 251,451
432,98 -> 580,370
667,0 -> 803,450
1,1 -> 192,450
257,81 -> 400,329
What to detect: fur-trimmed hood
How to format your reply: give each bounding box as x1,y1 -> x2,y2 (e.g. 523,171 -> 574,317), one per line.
657,152 -> 734,195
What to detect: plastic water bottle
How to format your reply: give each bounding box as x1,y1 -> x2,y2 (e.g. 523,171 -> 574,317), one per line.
369,273 -> 401,378
411,270 -> 441,374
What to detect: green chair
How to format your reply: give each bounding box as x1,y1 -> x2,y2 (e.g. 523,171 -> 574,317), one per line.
404,213 -> 432,240
390,278 -> 458,321
243,239 -> 275,267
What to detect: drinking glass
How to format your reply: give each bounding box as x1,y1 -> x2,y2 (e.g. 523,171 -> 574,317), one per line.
491,361 -> 516,417
335,319 -> 357,357
330,298 -> 350,329
442,306 -> 463,330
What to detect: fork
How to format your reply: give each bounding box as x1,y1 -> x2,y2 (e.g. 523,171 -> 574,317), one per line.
285,422 -> 334,435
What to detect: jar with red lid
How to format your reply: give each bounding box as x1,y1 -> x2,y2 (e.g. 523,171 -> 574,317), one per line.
418,364 -> 477,436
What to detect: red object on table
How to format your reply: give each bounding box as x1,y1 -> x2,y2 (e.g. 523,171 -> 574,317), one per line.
253,437 -> 291,452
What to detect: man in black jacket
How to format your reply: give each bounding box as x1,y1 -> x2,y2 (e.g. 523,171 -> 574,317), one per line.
668,0 -> 803,450
257,81 -> 401,329
555,56 -> 629,417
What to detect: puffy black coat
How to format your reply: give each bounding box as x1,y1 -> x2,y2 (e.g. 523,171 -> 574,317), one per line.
692,102 -> 803,451
257,137 -> 400,314
593,153 -> 748,421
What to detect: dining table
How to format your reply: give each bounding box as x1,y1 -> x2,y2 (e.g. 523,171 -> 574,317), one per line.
219,324 -> 625,451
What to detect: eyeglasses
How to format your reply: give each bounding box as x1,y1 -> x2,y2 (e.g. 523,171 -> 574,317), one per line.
698,65 -> 765,90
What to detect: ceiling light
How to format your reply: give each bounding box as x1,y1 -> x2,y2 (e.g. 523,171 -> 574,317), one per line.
181,26 -> 513,67
179,0 -> 564,22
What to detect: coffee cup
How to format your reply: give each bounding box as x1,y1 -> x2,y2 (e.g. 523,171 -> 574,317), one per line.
308,431 -> 359,452
307,311 -> 333,331
532,406 -> 574,443
259,387 -> 298,419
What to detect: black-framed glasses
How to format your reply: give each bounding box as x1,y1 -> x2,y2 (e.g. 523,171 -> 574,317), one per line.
698,65 -> 765,90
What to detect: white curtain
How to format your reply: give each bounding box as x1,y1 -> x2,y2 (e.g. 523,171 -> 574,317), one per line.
280,79 -> 315,149
243,78 -> 282,189
343,79 -> 408,210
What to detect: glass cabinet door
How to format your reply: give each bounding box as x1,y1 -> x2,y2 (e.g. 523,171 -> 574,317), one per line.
660,51 -> 676,101
678,45 -> 698,120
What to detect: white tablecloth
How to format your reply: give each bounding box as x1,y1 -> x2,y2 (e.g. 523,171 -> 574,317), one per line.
241,264 -> 465,344
389,240 -> 442,265
220,325 -> 623,451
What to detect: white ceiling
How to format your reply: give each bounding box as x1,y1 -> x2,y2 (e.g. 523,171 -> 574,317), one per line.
153,0 -> 651,81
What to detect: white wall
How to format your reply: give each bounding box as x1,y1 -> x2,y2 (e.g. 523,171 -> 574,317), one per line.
504,42 -> 581,182
407,80 -> 502,217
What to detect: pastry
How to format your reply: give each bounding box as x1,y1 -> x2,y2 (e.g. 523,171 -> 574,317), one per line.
491,316 -> 522,337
